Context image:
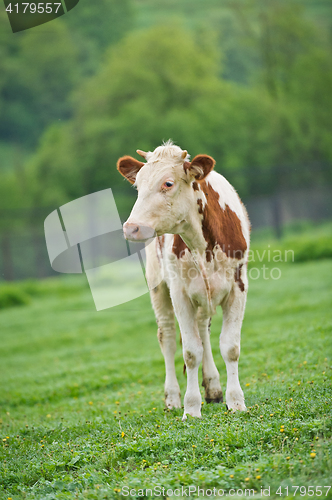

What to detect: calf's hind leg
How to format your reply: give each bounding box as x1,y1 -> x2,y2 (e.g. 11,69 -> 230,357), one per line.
150,282 -> 181,409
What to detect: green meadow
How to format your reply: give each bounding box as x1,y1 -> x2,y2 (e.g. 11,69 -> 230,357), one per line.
0,258 -> 331,499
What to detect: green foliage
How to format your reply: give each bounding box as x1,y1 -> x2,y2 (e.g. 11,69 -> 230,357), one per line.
0,276 -> 89,309
19,276 -> 89,298
0,0 -> 133,154
0,284 -> 30,309
0,171 -> 31,231
0,14 -> 79,148
28,4 -> 332,209
29,24 -> 277,204
0,260 -> 331,497
0,172 -> 25,211
1,0 -> 332,214
63,0 -> 133,54
28,24 -> 225,203
250,221 -> 332,265
290,235 -> 332,263
254,2 -> 332,167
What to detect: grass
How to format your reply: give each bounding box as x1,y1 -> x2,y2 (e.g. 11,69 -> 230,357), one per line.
0,259 -> 331,499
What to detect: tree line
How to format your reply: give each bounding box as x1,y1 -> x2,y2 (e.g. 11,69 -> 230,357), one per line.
0,0 -> 331,221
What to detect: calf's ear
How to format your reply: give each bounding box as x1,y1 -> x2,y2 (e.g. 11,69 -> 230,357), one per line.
117,156 -> 145,184
183,154 -> 215,181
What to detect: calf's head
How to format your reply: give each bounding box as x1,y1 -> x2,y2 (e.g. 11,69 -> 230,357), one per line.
117,142 -> 215,242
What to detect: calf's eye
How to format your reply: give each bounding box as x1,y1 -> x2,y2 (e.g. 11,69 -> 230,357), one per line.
162,180 -> 174,189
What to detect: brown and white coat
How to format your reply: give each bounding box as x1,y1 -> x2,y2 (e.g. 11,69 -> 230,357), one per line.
117,141 -> 250,420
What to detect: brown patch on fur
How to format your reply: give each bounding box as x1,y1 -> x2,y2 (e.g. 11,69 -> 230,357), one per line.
172,179 -> 247,261
234,264 -> 245,292
184,350 -> 196,369
228,345 -> 239,362
172,234 -> 190,259
157,235 -> 165,256
200,181 -> 247,261
192,181 -> 199,191
197,198 -> 203,215
117,156 -> 144,184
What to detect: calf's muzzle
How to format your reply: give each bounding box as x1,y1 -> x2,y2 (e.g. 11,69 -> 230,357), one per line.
123,222 -> 156,242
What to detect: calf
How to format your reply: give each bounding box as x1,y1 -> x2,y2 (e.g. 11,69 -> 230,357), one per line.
117,141 -> 250,420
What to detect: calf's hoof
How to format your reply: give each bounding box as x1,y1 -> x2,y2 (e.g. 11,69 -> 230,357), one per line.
206,396 -> 223,404
226,390 -> 246,411
226,400 -> 246,412
202,376 -> 223,404
183,393 -> 202,420
165,391 -> 181,410
205,390 -> 223,404
182,409 -> 202,421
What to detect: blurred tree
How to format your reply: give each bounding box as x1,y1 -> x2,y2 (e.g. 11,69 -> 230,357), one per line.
63,0 -> 133,73
0,172 -> 25,213
29,24 -> 219,191
29,24 -> 276,208
228,0 -> 332,185
0,19 -> 79,148
66,0 -> 132,49
0,0 -> 133,152
215,9 -> 259,84
21,8 -> 332,214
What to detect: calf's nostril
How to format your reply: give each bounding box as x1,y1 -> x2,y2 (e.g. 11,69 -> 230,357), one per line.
123,222 -> 155,241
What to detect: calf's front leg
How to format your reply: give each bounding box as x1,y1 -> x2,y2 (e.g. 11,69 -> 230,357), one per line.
150,282 -> 181,409
197,310 -> 223,403
220,286 -> 247,411
172,291 -> 203,420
